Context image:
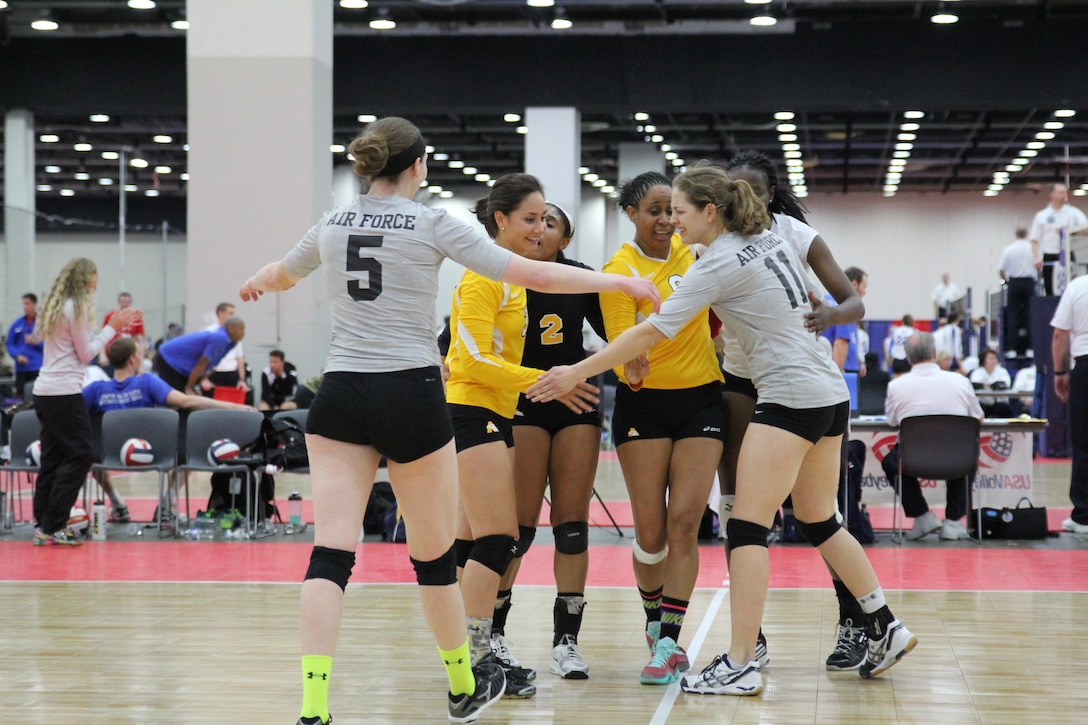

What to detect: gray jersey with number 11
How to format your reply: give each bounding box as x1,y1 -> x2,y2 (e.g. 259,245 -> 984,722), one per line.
284,194 -> 511,374
648,230 -> 847,409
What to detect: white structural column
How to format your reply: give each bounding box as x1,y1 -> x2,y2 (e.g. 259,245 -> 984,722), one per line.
4,109 -> 36,319
524,107 -> 583,259
186,0 -> 332,380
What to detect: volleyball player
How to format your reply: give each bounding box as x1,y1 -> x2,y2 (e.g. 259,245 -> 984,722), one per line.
528,163 -> 915,697
491,202 -> 608,681
598,172 -> 725,685
237,118 -> 659,725
719,150 -> 872,671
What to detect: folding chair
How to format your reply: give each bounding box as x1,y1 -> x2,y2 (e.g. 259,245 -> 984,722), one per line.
894,414 -> 981,544
176,409 -> 266,537
91,408 -> 180,537
0,409 -> 41,529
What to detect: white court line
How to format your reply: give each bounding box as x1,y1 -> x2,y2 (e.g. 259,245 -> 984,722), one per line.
648,582 -> 729,725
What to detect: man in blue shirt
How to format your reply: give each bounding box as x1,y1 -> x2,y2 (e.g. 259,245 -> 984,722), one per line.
85,337 -> 252,522
6,293 -> 44,394
823,267 -> 869,375
153,317 -> 245,394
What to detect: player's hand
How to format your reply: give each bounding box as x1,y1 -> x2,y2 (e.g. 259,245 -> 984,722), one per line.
1055,374 -> 1071,404
240,278 -> 263,302
621,277 -> 662,313
556,380 -> 600,414
108,308 -> 140,331
804,290 -> 834,334
623,354 -> 649,389
527,365 -> 580,402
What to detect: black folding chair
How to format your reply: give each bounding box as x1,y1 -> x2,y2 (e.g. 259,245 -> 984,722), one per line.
0,409 -> 41,529
894,414 -> 981,544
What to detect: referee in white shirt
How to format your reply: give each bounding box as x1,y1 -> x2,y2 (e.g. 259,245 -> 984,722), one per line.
1051,274 -> 1088,533
999,226 -> 1038,357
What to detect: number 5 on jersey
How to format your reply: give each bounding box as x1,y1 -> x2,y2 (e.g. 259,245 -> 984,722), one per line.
347,234 -> 383,301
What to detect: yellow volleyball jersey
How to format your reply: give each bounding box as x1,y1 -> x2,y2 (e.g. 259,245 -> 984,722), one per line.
445,269 -> 543,419
600,234 -> 722,389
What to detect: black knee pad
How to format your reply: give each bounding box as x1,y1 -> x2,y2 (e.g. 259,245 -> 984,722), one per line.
454,538 -> 474,569
553,521 -> 589,555
304,545 -> 356,592
726,518 -> 770,553
468,534 -> 517,576
410,545 -> 458,586
513,525 -> 537,557
796,514 -> 842,547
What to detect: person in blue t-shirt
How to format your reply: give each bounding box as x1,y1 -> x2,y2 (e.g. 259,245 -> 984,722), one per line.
152,317 -> 245,394
6,292 -> 44,393
822,267 -> 869,375
85,337 -> 252,522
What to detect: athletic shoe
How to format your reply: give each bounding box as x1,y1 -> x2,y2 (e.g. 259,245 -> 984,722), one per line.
825,617 -> 868,671
550,634 -> 589,679
859,619 -> 917,679
905,511 -> 942,541
1062,517 -> 1088,534
645,620 -> 661,654
296,716 -> 330,725
640,636 -> 690,685
448,659 -> 505,724
498,659 -> 536,699
490,634 -> 536,682
33,528 -> 82,546
939,519 -> 971,541
755,630 -> 771,668
679,653 -> 763,696
109,505 -> 131,524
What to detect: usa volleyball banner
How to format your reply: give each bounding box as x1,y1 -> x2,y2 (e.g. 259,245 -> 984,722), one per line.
849,429 -> 1033,509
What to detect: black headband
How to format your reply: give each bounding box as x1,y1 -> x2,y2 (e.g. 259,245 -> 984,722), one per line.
376,135 -> 426,178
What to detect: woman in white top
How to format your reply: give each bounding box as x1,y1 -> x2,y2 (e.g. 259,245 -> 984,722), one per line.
528,162 -> 915,697
970,348 -> 1013,416
238,117 -> 659,725
32,258 -> 138,546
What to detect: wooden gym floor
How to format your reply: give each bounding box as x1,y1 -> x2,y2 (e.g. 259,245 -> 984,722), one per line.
1,456 -> 1086,724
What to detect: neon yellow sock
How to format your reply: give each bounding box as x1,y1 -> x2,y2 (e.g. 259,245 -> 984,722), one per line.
438,640 -> 476,696
300,655 -> 333,722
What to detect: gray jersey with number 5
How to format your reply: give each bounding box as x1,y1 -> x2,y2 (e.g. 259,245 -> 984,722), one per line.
648,230 -> 847,409
283,194 -> 511,374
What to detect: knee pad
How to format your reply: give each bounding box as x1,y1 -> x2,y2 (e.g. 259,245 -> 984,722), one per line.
453,538 -> 474,569
304,545 -> 356,592
468,534 -> 517,576
633,538 -> 667,565
796,513 -> 842,547
726,518 -> 769,553
513,525 -> 537,557
553,521 -> 589,555
410,545 -> 458,586
717,494 -> 736,532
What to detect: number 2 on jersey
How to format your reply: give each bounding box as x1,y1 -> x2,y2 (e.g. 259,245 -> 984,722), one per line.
539,313 -> 563,346
764,250 -> 806,309
347,234 -> 383,301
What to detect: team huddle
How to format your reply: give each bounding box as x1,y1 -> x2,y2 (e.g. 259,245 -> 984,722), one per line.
239,116 -> 915,725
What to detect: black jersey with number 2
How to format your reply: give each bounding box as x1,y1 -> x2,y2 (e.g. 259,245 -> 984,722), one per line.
521,256 -> 607,370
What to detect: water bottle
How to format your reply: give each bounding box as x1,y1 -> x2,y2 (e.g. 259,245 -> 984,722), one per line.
287,492 -> 303,534
91,500 -> 107,541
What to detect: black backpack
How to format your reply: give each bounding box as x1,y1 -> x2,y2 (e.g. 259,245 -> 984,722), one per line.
247,416 -> 308,470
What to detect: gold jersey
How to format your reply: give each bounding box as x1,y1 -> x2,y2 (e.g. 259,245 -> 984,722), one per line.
601,235 -> 723,390
445,269 -> 543,419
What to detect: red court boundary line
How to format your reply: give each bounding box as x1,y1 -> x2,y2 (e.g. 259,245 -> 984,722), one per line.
2,542 -> 1086,592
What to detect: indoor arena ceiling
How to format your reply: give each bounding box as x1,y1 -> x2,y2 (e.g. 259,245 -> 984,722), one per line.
3,0 -> 1088,232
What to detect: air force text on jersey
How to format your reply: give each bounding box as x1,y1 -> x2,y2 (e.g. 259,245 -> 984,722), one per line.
734,232 -> 785,267
327,210 -> 416,230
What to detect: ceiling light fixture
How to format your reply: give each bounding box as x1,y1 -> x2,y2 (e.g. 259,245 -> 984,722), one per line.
357,114 -> 377,123
171,20 -> 189,30
1054,109 -> 1077,118
31,19 -> 59,31
931,6 -> 959,24
551,16 -> 573,30
90,114 -> 110,123
45,165 -> 61,173
130,158 -> 149,169
74,143 -> 92,152
750,12 -> 777,27
516,126 -> 528,134
369,15 -> 396,30
340,0 -> 369,7
40,134 -> 59,143
774,111 -> 795,121
527,0 -> 555,7
504,113 -> 521,123
128,0 -> 156,9
153,135 -> 173,144
60,189 -> 75,197
101,151 -> 120,160
634,112 -> 650,122
903,110 -> 925,119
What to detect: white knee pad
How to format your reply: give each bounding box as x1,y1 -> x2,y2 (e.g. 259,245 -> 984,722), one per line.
717,494 -> 736,537
632,538 -> 667,565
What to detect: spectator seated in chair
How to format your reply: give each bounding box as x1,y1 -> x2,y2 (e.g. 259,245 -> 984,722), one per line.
968,348 -> 1014,417
879,332 -> 984,542
258,349 -> 298,411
